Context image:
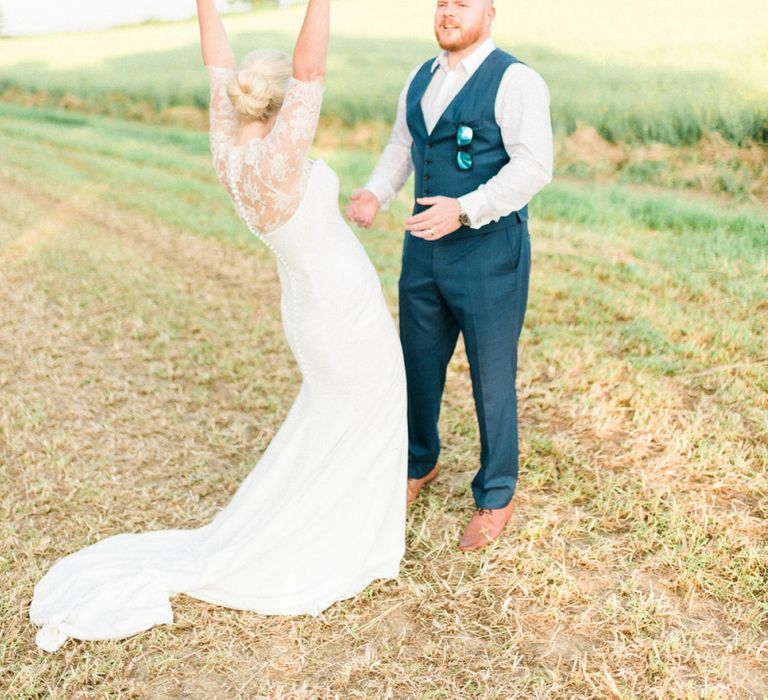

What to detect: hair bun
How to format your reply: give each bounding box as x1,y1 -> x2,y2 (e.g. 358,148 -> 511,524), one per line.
226,49 -> 292,123
232,70 -> 272,116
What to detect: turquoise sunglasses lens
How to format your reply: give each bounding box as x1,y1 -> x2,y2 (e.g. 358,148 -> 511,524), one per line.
457,125 -> 474,146
457,151 -> 473,170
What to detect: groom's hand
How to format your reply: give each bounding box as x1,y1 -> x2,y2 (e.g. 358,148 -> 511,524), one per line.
346,189 -> 380,229
406,197 -> 461,240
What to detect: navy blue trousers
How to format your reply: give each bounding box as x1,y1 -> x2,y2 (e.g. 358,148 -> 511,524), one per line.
398,222 -> 531,509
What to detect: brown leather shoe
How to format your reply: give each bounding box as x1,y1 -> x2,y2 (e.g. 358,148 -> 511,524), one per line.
406,464 -> 441,505
458,500 -> 515,552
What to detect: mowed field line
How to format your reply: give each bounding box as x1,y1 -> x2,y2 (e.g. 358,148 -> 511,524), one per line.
1,128 -> 767,695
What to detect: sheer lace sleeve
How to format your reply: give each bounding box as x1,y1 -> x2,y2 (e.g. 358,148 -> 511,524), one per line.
260,77 -> 324,192
206,65 -> 238,169
238,78 -> 325,232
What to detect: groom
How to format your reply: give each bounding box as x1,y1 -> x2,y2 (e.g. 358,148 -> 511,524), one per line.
347,0 -> 552,551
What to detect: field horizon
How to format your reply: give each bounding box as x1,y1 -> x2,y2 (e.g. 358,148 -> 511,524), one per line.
1,0 -> 767,146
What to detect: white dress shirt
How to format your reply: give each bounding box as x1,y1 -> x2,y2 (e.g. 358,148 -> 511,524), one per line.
365,38 -> 553,229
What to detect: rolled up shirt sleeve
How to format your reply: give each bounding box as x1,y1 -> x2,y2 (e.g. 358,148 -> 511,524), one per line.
364,69 -> 417,210
458,63 -> 553,228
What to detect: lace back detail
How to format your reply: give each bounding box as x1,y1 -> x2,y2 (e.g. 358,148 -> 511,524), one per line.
207,66 -> 324,234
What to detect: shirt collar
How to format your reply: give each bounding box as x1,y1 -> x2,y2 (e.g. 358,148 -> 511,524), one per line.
431,37 -> 496,76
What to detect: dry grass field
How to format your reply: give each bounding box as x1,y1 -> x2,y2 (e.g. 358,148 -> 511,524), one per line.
0,94 -> 766,697
1,0 -> 767,695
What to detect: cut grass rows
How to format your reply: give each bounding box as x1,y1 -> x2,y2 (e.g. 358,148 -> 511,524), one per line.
0,100 -> 766,697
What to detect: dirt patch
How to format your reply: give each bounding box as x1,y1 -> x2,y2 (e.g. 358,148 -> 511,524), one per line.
159,105 -> 209,131
560,123 -> 627,170
557,125 -> 768,206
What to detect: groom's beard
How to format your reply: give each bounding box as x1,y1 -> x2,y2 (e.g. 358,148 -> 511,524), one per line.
435,21 -> 484,52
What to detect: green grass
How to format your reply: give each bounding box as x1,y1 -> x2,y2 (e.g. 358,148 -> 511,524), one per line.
2,99 -> 765,303
538,182 -> 768,256
4,99 -> 764,279
1,0 -> 767,144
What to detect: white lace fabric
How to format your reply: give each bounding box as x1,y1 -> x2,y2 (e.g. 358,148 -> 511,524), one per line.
207,66 -> 324,234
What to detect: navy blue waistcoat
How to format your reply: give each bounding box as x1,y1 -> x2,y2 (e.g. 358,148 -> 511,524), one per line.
406,49 -> 525,241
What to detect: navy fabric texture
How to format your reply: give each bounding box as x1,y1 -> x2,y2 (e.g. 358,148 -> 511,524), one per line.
400,48 -> 532,509
405,48 -> 526,242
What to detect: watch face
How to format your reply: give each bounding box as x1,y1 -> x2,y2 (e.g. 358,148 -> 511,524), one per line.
460,212 -> 470,226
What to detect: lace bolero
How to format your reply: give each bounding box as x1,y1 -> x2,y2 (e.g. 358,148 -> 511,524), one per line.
207,66 -> 324,234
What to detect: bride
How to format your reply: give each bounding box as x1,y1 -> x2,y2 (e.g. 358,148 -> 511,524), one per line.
30,0 -> 407,652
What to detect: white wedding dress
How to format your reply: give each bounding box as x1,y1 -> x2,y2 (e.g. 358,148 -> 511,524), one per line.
30,68 -> 408,652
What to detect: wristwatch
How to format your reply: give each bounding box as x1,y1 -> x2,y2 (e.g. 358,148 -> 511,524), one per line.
458,204 -> 471,228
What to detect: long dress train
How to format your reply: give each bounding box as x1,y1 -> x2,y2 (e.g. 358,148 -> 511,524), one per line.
30,68 -> 407,652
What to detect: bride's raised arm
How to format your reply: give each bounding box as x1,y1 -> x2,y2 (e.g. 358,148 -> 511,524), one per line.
254,0 -> 330,212
197,0 -> 239,179
196,0 -> 236,69
292,0 -> 329,83
198,0 -> 331,231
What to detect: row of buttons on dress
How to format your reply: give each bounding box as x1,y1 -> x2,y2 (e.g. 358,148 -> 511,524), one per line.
227,159 -> 309,378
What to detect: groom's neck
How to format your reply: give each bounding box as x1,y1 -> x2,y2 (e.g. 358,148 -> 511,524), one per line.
445,33 -> 491,69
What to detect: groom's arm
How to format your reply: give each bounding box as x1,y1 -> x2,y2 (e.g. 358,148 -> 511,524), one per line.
364,72 -> 416,210
347,70 -> 417,228
458,63 -> 553,229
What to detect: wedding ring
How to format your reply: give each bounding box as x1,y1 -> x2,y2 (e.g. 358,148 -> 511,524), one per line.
425,228 -> 434,236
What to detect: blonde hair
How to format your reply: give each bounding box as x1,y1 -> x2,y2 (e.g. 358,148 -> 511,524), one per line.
226,49 -> 292,123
